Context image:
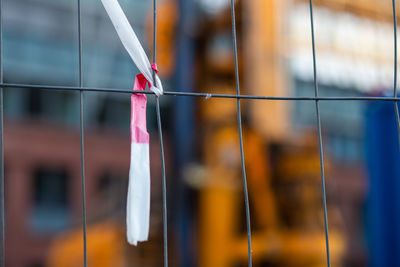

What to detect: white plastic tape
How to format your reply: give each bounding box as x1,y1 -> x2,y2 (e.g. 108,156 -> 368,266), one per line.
100,0 -> 162,245
126,75 -> 151,246
101,0 -> 163,96
127,142 -> 150,245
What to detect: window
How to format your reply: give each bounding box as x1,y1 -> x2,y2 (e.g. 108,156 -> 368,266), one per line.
30,168 -> 69,233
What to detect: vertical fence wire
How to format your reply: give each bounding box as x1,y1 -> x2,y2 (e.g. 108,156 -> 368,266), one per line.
392,0 -> 400,146
77,0 -> 88,266
0,0 -> 4,264
309,1 -> 331,266
229,1 -> 252,266
152,0 -> 168,266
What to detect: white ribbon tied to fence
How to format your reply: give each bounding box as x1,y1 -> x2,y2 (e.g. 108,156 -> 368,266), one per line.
101,0 -> 163,96
101,0 -> 164,245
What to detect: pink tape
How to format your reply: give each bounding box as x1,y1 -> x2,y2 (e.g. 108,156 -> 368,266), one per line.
131,74 -> 149,144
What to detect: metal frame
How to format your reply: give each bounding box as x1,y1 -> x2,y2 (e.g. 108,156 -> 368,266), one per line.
0,0 -> 399,266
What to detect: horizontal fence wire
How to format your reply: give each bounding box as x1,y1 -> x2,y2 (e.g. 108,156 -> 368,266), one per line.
1,83 -> 400,101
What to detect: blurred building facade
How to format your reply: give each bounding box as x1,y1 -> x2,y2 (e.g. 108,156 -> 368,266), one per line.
2,0 -> 168,266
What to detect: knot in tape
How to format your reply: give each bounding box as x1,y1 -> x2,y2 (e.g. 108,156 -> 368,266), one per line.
151,63 -> 159,74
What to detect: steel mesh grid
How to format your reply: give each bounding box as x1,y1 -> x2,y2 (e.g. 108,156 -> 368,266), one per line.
0,0 -> 399,266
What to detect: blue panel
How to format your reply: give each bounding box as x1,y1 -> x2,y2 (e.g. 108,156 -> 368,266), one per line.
365,99 -> 400,267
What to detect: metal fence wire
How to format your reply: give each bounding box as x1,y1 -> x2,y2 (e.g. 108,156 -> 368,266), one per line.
1,0 -> 400,266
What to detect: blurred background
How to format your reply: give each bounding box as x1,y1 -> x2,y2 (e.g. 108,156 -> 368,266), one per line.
2,0 -> 400,266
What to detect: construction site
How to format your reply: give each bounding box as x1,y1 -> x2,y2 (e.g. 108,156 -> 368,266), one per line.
0,0 -> 399,266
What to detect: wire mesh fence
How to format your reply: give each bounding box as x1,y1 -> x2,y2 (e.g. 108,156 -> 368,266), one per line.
0,0 -> 400,266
